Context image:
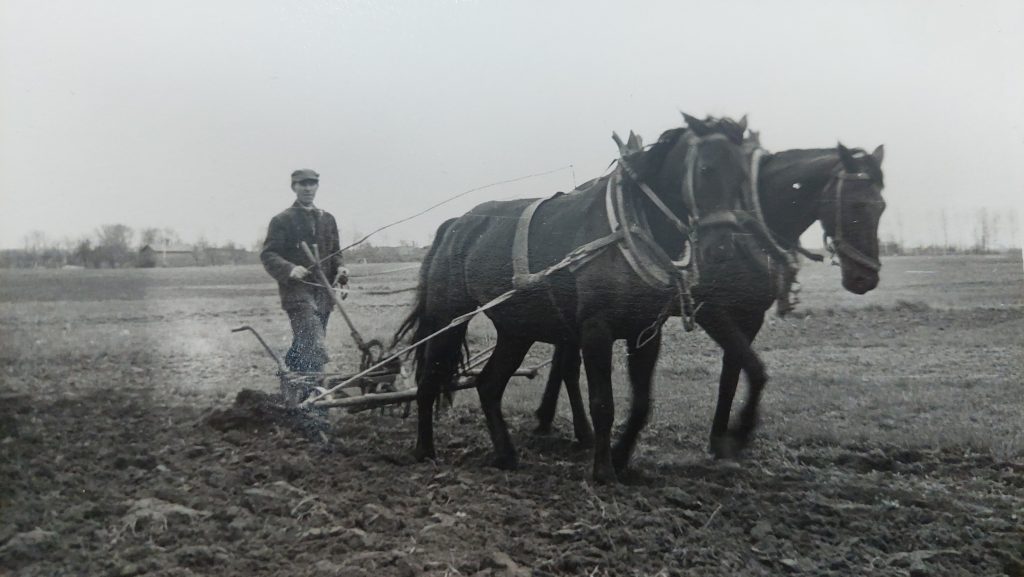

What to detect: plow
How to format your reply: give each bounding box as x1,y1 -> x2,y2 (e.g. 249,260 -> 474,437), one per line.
231,325 -> 552,414
232,242 -> 552,416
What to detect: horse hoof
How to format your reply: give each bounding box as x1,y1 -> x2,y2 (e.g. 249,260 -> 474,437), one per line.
592,465 -> 618,485
611,446 -> 631,474
731,429 -> 755,453
574,430 -> 595,449
492,452 -> 519,471
413,446 -> 436,463
573,436 -> 594,451
708,435 -> 740,460
533,423 -> 554,436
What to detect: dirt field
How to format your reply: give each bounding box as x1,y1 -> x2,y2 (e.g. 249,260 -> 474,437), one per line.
2,254 -> 1022,576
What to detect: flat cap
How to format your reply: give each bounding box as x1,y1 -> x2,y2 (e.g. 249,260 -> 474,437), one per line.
291,169 -> 320,183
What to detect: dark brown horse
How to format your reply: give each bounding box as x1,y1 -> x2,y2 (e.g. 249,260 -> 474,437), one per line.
534,138 -> 887,458
394,115 -> 767,483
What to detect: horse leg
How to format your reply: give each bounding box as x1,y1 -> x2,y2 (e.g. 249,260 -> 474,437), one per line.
732,311 -> 767,448
562,345 -> 593,448
580,319 -> 616,484
699,305 -> 766,459
533,345 -> 564,435
476,334 -> 533,470
612,330 -> 661,474
708,350 -> 742,459
414,327 -> 466,462
534,344 -> 592,447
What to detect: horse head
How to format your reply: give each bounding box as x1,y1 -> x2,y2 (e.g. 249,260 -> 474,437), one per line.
678,113 -> 757,267
820,143 -> 886,294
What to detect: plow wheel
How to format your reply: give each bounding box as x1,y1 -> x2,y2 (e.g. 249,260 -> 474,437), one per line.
357,339 -> 405,395
359,339 -> 387,372
353,339 -> 411,416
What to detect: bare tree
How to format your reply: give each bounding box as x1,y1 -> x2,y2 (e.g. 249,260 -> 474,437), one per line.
1008,209 -> 1020,249
194,236 -> 211,265
161,228 -> 182,247
21,231 -> 48,267
974,208 -> 991,253
73,238 -> 94,267
940,208 -> 949,254
140,227 -> 160,248
95,224 -> 134,267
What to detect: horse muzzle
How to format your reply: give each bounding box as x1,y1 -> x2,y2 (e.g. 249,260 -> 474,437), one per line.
842,268 -> 879,294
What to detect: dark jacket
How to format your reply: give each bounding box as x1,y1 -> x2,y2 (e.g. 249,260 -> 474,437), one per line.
261,201 -> 345,306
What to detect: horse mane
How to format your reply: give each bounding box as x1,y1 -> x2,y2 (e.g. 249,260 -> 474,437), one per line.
624,116 -> 750,182
762,148 -> 838,187
628,127 -> 687,179
765,146 -> 883,188
702,116 -> 746,145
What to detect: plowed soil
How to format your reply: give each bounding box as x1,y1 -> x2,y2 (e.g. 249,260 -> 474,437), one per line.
2,255 -> 1022,576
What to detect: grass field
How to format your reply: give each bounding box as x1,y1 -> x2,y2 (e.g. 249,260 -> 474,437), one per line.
1,253 -> 1022,576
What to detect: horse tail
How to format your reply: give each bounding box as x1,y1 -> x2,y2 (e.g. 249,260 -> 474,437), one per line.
392,218 -> 462,390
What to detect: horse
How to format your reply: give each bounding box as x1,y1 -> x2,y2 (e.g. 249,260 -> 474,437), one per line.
534,134 -> 887,458
394,114 -> 773,483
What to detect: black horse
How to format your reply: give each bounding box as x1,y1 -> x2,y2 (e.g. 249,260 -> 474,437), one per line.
394,115 -> 769,483
534,137 -> 887,458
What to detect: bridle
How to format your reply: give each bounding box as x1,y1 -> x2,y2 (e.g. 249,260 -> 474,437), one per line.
614,130 -> 777,334
822,167 -> 883,273
617,132 -> 759,277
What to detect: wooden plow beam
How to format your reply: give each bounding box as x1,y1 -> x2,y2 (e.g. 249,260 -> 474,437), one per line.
309,342 -> 554,413
233,325 -> 553,415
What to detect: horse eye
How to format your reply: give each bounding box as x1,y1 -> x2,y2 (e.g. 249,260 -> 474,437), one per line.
699,164 -> 710,174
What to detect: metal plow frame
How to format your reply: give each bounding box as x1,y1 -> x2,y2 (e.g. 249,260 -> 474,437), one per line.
232,326 -> 553,415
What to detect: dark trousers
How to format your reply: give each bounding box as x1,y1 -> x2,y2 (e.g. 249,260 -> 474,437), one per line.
283,295 -> 333,373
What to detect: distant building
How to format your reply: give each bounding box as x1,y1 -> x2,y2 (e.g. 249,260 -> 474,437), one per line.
138,244 -> 199,267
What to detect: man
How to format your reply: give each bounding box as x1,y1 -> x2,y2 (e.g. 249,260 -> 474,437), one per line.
261,169 -> 348,374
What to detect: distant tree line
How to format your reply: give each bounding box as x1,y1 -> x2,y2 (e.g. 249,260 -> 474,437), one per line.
344,239 -> 428,264
0,225 -> 428,269
878,208 -> 1020,256
6,207 -> 1015,269
0,225 -> 259,269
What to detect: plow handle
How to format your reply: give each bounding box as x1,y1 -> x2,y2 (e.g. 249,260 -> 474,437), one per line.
300,241 -> 368,352
231,325 -> 286,373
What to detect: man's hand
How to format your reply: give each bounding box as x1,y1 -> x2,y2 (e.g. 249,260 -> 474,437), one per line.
331,286 -> 348,301
333,267 -> 349,287
289,265 -> 310,280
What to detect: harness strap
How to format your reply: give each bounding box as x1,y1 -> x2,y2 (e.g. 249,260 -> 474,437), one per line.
795,244 -> 825,262
617,157 -> 690,236
511,197 -> 549,289
833,239 -> 883,272
607,171 -> 678,288
512,190 -> 625,291
747,147 -> 804,315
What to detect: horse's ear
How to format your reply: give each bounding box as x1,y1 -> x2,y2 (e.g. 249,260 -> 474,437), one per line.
871,144 -> 885,164
682,112 -> 710,136
612,131 -> 628,156
737,114 -> 748,132
837,142 -> 856,169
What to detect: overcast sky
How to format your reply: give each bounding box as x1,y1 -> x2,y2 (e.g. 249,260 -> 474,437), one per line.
1,0 -> 1022,250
